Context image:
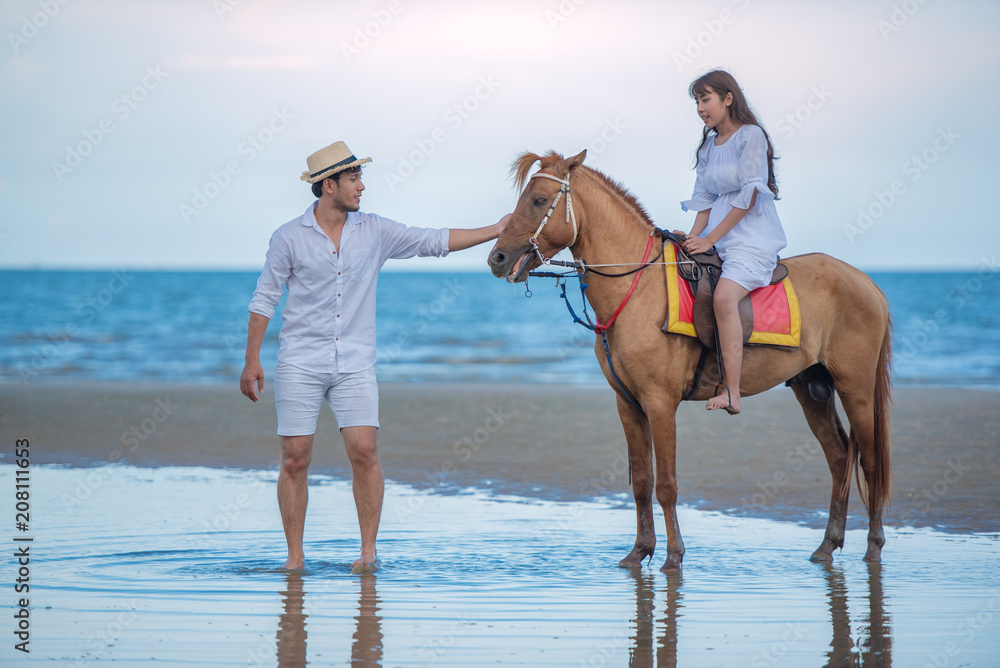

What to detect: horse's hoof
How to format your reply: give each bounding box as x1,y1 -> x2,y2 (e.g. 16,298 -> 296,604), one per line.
863,550 -> 882,564
809,549 -> 834,563
660,556 -> 683,573
618,546 -> 654,568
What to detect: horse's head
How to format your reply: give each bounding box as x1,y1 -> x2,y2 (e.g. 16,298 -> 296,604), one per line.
488,149 -> 587,283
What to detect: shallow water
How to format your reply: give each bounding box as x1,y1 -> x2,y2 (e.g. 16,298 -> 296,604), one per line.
2,465 -> 999,667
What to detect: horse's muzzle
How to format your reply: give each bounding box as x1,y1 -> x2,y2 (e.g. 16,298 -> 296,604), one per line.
488,245 -> 534,282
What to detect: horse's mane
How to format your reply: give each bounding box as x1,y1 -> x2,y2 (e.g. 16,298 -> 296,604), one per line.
510,151 -> 655,229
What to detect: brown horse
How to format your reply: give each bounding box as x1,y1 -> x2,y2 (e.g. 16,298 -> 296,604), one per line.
488,150 -> 892,572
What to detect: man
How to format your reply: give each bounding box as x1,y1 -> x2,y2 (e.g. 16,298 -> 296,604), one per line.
239,140 -> 506,571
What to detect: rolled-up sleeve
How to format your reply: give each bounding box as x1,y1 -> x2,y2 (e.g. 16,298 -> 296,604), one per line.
680,168 -> 718,212
732,125 -> 774,211
377,216 -> 450,261
248,230 -> 291,318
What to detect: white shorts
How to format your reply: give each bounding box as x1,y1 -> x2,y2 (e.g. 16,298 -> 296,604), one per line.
720,250 -> 778,292
273,362 -> 379,436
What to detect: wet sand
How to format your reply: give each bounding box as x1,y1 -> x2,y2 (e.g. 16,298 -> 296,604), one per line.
1,382 -> 997,533
1,464 -> 998,666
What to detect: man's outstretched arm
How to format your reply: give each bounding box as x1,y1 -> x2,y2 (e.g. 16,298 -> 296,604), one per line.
240,312 -> 270,402
448,214 -> 510,252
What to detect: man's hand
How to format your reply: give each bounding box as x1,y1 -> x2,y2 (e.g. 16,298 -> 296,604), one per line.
497,213 -> 511,235
240,359 -> 265,402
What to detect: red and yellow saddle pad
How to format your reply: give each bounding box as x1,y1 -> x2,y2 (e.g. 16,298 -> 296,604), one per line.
663,242 -> 801,347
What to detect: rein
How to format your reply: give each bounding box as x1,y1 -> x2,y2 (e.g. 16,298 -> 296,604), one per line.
528,230 -> 659,419
594,231 -> 656,334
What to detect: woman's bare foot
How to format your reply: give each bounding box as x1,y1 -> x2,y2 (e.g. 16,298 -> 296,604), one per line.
706,386 -> 740,415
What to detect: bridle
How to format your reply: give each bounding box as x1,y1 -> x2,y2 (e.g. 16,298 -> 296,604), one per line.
527,171 -> 578,264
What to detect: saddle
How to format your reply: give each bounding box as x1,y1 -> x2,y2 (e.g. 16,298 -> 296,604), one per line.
668,233 -> 787,350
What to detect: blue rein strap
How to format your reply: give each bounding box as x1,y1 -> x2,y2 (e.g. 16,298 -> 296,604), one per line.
537,271 -> 642,486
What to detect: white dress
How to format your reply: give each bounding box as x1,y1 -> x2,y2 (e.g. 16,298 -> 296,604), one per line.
680,124 -> 787,291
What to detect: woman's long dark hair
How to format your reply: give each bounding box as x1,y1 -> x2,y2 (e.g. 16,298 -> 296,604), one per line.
690,70 -> 779,199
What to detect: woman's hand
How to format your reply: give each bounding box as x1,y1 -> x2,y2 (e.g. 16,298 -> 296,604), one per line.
683,235 -> 711,255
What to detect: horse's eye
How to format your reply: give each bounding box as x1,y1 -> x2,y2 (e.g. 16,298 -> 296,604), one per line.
533,197 -> 547,206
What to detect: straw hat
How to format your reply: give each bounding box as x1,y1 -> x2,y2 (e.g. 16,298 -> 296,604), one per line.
300,141 -> 372,183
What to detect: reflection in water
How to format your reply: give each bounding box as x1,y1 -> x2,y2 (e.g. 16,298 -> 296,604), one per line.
352,574 -> 384,667
274,572 -> 384,668
822,563 -> 892,667
276,572 -> 308,667
624,563 -> 891,667
861,564 -> 892,667
627,569 -> 684,668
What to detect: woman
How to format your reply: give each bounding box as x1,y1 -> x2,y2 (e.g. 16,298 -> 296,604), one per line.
677,70 -> 787,414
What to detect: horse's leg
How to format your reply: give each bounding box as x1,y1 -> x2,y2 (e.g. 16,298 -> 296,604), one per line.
647,404 -> 684,572
837,391 -> 888,563
837,327 -> 893,563
616,397 -> 656,567
789,382 -> 852,562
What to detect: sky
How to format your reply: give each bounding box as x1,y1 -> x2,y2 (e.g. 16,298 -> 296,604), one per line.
1,0 -> 997,272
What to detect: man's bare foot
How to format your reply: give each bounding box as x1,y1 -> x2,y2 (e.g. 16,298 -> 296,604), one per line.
282,556 -> 305,570
351,557 -> 379,575
706,386 -> 740,415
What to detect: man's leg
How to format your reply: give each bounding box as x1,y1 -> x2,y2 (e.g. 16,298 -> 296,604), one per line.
341,426 -> 383,570
278,434 -> 314,569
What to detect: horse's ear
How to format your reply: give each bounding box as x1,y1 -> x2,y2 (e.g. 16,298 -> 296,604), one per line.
566,149 -> 587,173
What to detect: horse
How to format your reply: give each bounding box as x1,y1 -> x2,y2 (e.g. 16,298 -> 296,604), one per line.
487,149 -> 892,572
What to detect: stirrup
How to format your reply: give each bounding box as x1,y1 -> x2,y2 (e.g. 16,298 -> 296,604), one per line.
712,382 -> 740,416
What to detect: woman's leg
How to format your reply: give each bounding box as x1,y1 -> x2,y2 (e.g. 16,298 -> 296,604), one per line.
709,277 -> 750,413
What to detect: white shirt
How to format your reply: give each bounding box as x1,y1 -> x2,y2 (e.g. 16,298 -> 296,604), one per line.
680,124 -> 786,261
249,201 -> 450,374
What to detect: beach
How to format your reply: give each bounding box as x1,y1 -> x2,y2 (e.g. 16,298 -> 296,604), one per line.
1,382 -> 999,666
4,382 -> 997,533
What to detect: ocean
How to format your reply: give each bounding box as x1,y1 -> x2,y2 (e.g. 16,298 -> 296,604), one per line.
2,268 -> 999,388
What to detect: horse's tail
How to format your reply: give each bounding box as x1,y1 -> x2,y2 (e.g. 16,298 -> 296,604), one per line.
869,313 -> 893,517
844,308 -> 893,517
